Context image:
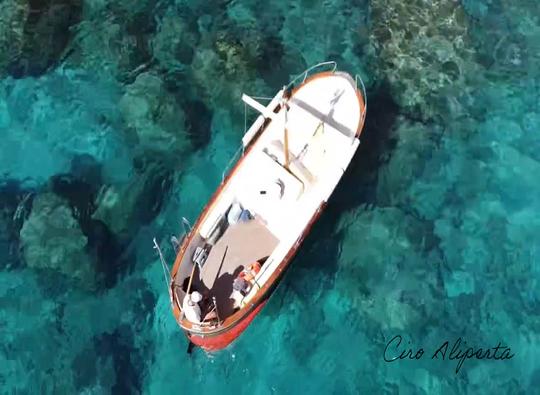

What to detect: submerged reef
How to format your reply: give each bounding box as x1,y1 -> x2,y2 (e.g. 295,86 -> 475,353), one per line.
0,268 -> 156,393
150,6 -> 198,70
464,0 -> 540,79
119,72 -> 188,162
68,0 -> 157,80
0,0 -> 82,78
1,0 -> 539,393
368,0 -> 481,121
0,179 -> 30,271
0,71 -> 129,186
0,0 -> 27,75
336,206 -> 442,332
19,192 -> 95,286
93,160 -> 173,243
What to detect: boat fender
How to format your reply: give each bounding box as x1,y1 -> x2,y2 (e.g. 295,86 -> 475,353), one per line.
227,202 -> 243,225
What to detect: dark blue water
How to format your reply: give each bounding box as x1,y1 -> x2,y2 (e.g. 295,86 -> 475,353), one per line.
1,0 -> 539,393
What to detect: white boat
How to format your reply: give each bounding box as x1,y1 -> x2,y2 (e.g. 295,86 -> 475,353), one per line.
165,62 -> 367,351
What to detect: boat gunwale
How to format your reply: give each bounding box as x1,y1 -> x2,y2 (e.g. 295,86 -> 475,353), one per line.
170,69 -> 366,336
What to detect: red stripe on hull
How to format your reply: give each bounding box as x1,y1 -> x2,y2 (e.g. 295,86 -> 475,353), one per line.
187,301 -> 267,351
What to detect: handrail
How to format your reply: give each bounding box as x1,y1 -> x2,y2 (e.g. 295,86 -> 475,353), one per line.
221,145 -> 243,182
286,61 -> 337,90
181,217 -> 192,235
171,217 -> 192,251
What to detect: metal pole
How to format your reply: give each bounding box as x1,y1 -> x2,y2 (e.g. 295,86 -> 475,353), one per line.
284,104 -> 290,170
186,262 -> 197,296
153,238 -> 173,301
282,88 -> 291,170
213,296 -> 221,325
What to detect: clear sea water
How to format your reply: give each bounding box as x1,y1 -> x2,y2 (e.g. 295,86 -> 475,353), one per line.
1,0 -> 539,393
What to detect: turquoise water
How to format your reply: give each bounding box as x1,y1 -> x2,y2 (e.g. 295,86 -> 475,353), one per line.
1,0 -> 539,393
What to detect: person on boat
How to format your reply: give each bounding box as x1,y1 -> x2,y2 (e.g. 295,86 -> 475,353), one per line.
182,291 -> 202,323
231,278 -> 249,309
231,262 -> 262,308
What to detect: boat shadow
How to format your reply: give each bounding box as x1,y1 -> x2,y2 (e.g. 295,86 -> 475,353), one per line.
263,84 -> 401,315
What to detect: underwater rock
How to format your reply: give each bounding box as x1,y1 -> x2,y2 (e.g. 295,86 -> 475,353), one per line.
336,207 -> 443,332
93,325 -> 143,394
19,192 -> 95,286
0,271 -> 69,392
48,163 -> 127,289
68,0 -> 161,79
183,99 -> 212,150
214,32 -> 254,78
1,71 -> 129,186
49,173 -> 98,229
151,7 -> 198,69
376,119 -> 443,212
0,0 -> 28,75
368,0 -> 482,120
463,0 -> 539,80
422,107 -> 540,274
0,179 -> 31,270
338,206 -> 433,271
92,161 -> 173,242
444,270 -> 475,297
70,154 -> 103,190
0,266 -> 157,393
279,0 -> 362,68
1,0 -> 82,78
188,25 -> 270,123
46,154 -> 103,224
119,72 -> 189,161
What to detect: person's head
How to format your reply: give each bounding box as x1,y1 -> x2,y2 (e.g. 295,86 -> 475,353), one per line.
190,291 -> 202,303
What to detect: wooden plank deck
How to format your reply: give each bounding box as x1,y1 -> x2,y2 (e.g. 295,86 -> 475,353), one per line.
197,218 -> 278,317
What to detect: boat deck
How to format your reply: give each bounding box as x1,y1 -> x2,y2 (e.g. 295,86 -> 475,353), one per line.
190,218 -> 278,319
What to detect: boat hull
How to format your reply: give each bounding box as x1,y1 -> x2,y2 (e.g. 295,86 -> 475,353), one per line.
186,300 -> 267,350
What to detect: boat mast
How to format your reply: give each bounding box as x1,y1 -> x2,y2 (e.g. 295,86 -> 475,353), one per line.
282,87 -> 291,170
241,88 -> 292,170
241,94 -> 280,121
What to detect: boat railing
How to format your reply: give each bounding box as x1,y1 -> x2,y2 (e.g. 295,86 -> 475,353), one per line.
221,145 -> 244,182
181,217 -> 192,232
285,61 -> 337,90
